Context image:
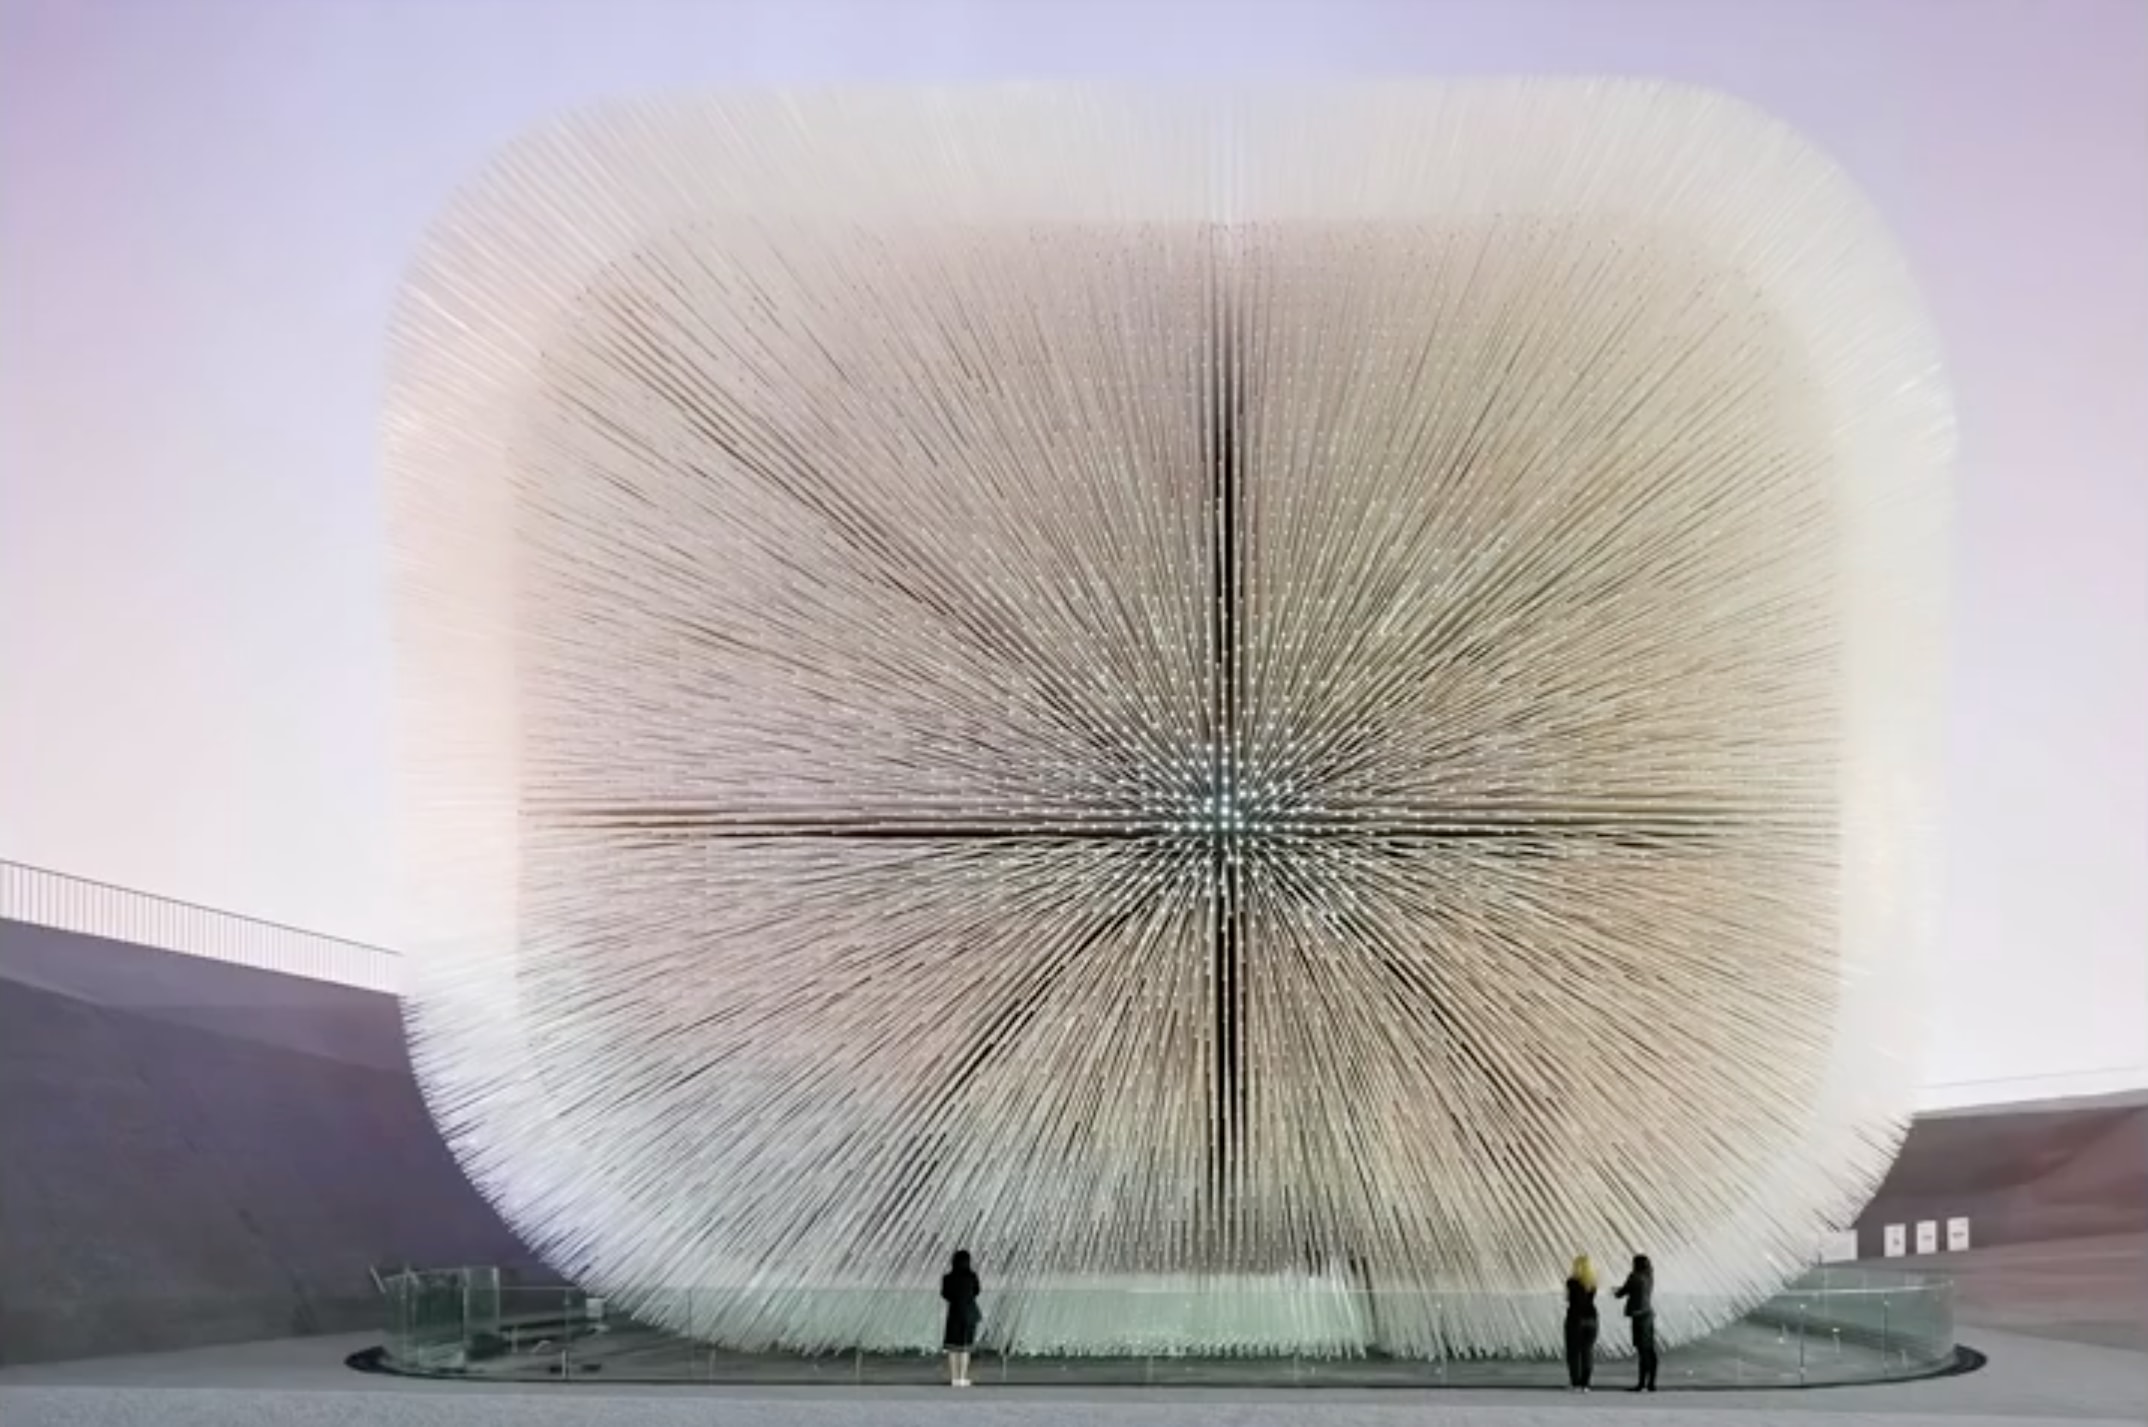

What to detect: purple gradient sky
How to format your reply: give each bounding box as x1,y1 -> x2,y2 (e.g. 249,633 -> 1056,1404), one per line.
2,0 -> 2142,1108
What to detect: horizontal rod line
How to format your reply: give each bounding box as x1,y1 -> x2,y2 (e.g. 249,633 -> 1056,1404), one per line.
532,818 -> 1754,839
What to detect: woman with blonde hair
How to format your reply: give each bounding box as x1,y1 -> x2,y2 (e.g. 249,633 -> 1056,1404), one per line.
1562,1254 -> 1599,1391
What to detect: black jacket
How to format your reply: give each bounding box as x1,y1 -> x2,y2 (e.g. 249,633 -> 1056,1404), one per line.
1564,1276 -> 1598,1324
1615,1269 -> 1654,1317
941,1268 -> 981,1317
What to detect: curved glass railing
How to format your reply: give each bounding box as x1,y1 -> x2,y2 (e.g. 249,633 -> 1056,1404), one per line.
373,1266 -> 1960,1387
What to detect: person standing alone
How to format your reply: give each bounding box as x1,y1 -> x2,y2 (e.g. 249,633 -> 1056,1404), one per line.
1615,1253 -> 1658,1391
940,1249 -> 982,1387
1563,1254 -> 1599,1390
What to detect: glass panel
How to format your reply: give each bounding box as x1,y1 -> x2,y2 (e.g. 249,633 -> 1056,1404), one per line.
404,1270 -> 468,1371
373,1268 -> 1955,1386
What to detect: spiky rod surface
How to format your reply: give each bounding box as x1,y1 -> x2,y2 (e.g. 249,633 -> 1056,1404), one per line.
386,82 -> 1951,1356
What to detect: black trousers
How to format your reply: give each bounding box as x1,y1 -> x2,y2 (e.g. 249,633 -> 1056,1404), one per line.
1631,1312 -> 1658,1389
1564,1318 -> 1598,1387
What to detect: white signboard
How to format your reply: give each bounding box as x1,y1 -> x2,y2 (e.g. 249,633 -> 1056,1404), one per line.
1818,1229 -> 1860,1263
1883,1223 -> 1906,1258
1946,1217 -> 1971,1252
1915,1220 -> 1938,1255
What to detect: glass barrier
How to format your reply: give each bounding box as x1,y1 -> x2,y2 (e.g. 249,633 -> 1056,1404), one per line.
372,1266 -> 1958,1387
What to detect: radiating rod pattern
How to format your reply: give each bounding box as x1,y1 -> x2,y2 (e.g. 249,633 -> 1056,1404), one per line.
385,82 -> 1953,1358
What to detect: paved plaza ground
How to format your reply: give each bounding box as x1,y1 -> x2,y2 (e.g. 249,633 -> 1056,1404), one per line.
5,1237 -> 2142,1427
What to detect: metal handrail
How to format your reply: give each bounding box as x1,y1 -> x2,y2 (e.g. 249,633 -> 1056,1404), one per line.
0,858 -> 404,994
0,858 -> 398,955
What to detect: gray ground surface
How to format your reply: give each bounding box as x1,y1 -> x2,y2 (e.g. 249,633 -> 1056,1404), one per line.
8,1234 -> 2146,1424
2,1322 -> 2143,1426
4,1398 -> 2143,1427
1907,1233 -> 2148,1353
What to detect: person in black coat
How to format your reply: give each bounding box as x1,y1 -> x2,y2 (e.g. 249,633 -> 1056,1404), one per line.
940,1249 -> 982,1387
1614,1253 -> 1658,1391
1563,1255 -> 1599,1390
